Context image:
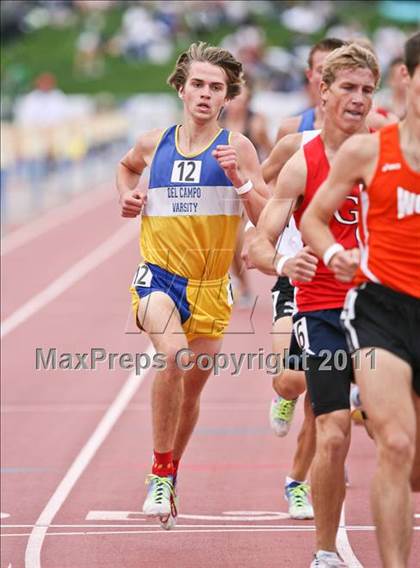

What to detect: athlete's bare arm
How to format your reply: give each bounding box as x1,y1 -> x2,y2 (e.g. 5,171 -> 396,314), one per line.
301,133 -> 380,281
249,149 -> 318,281
262,132 -> 303,186
213,132 -> 270,225
241,132 -> 302,268
275,116 -> 301,142
116,128 -> 162,217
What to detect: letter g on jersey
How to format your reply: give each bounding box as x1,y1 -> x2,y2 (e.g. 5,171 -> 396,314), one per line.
334,195 -> 359,225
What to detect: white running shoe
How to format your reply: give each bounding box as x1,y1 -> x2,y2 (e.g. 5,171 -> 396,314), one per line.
285,481 -> 314,519
269,396 -> 298,437
310,551 -> 348,567
160,491 -> 179,530
142,474 -> 177,529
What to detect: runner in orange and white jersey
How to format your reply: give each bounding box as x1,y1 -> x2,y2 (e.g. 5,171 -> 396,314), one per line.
354,121 -> 420,297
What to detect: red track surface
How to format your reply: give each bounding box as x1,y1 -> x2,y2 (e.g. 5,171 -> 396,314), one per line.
1,186 -> 419,568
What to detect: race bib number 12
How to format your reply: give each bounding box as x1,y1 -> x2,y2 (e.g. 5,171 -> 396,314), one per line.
171,160 -> 202,184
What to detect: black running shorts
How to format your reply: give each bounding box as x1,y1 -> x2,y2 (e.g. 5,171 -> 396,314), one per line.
293,308 -> 353,416
341,283 -> 420,396
271,276 -> 302,371
271,276 -> 295,322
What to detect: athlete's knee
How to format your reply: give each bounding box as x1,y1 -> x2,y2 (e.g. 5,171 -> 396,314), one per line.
318,430 -> 348,460
273,373 -> 295,399
162,345 -> 191,375
316,414 -> 350,460
378,429 -> 415,467
273,370 -> 305,399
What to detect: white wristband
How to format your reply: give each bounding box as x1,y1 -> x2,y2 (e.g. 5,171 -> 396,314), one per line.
235,179 -> 253,195
276,255 -> 292,276
245,220 -> 255,231
323,243 -> 344,267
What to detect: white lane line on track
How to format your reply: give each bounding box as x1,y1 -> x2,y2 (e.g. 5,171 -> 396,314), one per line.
2,524 -> 381,530
3,525 -> 418,539
24,346 -> 154,568
1,221 -> 137,339
8,526 -> 399,538
86,510 -> 289,522
1,184 -> 113,256
337,503 -> 363,568
16,530 -> 319,538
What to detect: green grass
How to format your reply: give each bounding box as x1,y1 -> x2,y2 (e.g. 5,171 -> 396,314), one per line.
0,5 -> 304,98
1,7 -> 165,97
1,2 -> 412,98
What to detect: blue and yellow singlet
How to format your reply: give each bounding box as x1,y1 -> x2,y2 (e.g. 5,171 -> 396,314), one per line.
141,125 -> 242,281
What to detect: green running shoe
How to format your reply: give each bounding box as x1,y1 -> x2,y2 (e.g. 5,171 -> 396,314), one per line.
285,481 -> 314,520
269,396 -> 298,437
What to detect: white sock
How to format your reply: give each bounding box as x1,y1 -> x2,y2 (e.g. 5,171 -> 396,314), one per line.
316,550 -> 339,559
285,476 -> 306,486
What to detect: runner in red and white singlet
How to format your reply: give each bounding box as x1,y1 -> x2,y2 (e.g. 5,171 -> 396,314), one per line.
252,38 -> 347,524
250,44 -> 381,567
293,134 -> 360,313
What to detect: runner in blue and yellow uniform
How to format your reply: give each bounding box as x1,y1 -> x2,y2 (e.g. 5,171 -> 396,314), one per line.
132,124 -> 242,340
116,42 -> 268,530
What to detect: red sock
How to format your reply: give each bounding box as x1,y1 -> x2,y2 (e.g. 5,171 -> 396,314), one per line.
152,450 -> 174,477
173,459 -> 180,480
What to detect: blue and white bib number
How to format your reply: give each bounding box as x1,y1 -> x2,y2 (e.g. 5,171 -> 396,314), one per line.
293,317 -> 310,351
